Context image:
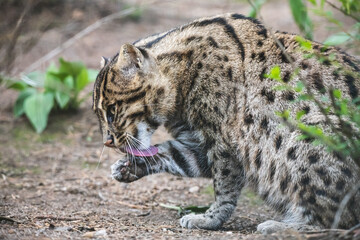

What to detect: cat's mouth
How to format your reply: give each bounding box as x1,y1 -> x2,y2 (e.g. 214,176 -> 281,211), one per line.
120,146 -> 158,157
104,139 -> 158,157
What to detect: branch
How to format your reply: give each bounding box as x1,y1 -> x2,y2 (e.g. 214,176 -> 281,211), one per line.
326,0 -> 360,22
1,0 -> 35,74
21,7 -> 137,75
331,181 -> 360,229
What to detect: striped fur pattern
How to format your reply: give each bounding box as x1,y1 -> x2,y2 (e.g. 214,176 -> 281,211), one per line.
93,13 -> 360,233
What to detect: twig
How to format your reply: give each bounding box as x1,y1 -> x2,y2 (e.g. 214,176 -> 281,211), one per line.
34,215 -> 81,221
0,216 -> 20,224
22,7 -> 137,75
1,0 -> 35,74
325,0 -> 360,22
117,200 -> 149,209
331,181 -> 360,229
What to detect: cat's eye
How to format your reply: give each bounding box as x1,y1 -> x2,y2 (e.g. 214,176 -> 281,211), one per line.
106,104 -> 116,124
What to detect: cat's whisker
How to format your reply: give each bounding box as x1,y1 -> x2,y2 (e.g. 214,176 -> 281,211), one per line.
95,145 -> 106,170
126,134 -> 167,173
126,136 -> 152,175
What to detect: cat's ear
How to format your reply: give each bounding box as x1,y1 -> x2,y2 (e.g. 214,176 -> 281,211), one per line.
116,44 -> 145,76
100,56 -> 109,68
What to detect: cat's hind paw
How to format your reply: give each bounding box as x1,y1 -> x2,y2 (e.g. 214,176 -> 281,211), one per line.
257,220 -> 320,234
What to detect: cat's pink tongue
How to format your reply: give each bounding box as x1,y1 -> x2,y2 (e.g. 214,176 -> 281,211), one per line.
125,146 -> 158,157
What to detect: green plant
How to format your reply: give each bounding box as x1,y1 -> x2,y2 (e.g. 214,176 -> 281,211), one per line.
7,58 -> 97,133
266,37 -> 360,168
248,0 -> 360,52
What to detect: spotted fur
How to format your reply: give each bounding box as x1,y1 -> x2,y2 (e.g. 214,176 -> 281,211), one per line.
93,13 -> 360,233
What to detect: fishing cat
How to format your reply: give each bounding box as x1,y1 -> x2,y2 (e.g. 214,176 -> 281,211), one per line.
92,13 -> 360,233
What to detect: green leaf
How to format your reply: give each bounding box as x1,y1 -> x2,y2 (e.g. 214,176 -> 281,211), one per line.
248,0 -> 267,18
59,58 -> 85,79
13,88 -> 37,118
87,69 -> 99,82
7,81 -> 28,91
75,68 -> 89,92
295,36 -> 313,51
295,81 -> 305,92
23,71 -> 45,88
24,92 -> 54,133
296,110 -> 306,120
323,32 -> 351,46
265,66 -> 282,81
55,91 -> 70,109
333,89 -> 342,99
289,0 -> 313,40
307,0 -> 316,5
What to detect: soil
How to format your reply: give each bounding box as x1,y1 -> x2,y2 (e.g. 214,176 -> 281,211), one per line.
0,0 -> 359,239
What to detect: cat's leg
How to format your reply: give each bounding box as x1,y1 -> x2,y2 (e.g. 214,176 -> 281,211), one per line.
111,139 -> 210,182
180,148 -> 245,230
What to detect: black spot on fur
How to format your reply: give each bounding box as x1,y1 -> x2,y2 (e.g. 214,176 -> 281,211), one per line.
312,73 -> 326,94
251,52 -> 256,59
224,56 -> 229,62
231,13 -> 262,25
255,150 -> 262,169
308,153 -> 319,164
220,151 -> 231,159
341,167 -> 352,178
342,56 -> 360,72
301,176 -> 311,185
257,28 -> 268,38
258,52 -> 266,62
139,48 -> 149,58
301,61 -> 309,69
284,91 -> 295,101
331,195 -> 340,204
315,189 -> 326,196
280,175 -> 290,193
197,62 -> 203,69
275,135 -> 282,151
207,36 -> 219,48
302,105 -> 310,114
345,74 -> 358,99
228,68 -> 233,81
157,88 -> 165,96
287,147 -> 296,160
307,195 -> 316,204
222,169 -> 231,176
261,88 -> 275,102
269,161 -> 276,183
336,179 -> 345,191
257,40 -> 263,47
244,114 -> 254,125
283,72 -> 291,83
260,117 -> 269,135
322,59 -> 331,66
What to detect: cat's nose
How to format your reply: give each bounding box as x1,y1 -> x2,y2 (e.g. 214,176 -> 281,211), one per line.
104,135 -> 115,147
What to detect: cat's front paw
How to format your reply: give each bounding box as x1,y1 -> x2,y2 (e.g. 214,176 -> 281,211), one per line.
111,159 -> 139,183
180,214 -> 222,230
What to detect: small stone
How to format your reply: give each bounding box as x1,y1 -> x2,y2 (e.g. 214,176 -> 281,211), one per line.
189,186 -> 200,193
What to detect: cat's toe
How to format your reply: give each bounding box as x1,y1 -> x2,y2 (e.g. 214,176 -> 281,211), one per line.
180,214 -> 222,230
257,220 -> 289,234
111,160 -> 138,182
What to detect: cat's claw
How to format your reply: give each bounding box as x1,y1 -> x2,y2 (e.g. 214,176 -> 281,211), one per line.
180,214 -> 222,230
111,160 -> 139,183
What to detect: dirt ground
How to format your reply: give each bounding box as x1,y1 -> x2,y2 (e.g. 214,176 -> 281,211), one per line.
1,0 -> 359,239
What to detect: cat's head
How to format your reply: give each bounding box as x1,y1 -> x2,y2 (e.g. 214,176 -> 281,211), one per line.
93,44 -> 174,154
